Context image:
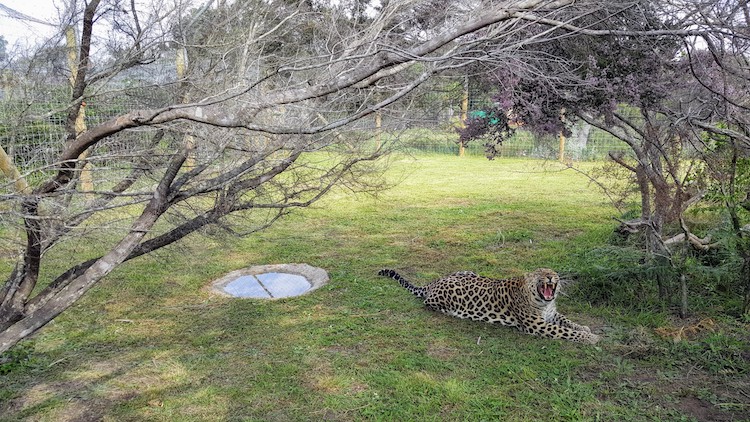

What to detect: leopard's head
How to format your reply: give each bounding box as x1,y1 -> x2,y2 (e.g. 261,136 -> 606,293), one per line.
527,268 -> 560,304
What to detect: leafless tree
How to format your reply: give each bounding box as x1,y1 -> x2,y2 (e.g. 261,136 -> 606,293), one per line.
9,0 -> 737,349
5,0 -> 643,353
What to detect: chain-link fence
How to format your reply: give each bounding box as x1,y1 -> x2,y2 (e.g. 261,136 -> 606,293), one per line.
343,77 -> 633,161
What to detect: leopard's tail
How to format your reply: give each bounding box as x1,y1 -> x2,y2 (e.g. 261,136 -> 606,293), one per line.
377,269 -> 426,298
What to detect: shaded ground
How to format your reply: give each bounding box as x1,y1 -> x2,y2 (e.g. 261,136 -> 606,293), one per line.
2,314 -> 748,421
578,318 -> 750,422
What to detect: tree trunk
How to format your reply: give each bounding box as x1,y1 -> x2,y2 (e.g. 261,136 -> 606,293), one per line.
0,209 -> 160,353
0,143 -> 187,353
567,122 -> 590,158
679,273 -> 688,318
0,145 -> 30,194
65,25 -> 93,194
742,256 -> 750,315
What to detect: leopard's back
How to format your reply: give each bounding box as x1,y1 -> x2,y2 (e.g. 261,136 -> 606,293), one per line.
422,273 -> 520,325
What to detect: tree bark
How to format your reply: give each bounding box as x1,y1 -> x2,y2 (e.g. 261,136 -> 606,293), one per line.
680,273 -> 688,319
0,147 -> 187,353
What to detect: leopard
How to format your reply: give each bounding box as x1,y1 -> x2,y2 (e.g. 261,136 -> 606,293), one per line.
377,268 -> 600,344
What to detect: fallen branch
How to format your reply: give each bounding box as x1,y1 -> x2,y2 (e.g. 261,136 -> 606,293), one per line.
663,232 -> 717,251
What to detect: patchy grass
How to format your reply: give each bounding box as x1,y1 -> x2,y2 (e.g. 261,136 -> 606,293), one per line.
1,155 -> 748,421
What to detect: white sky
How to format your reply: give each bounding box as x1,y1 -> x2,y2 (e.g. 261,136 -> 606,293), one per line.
0,0 -> 61,47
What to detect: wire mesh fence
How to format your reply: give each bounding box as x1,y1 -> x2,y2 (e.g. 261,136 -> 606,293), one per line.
0,107 -> 632,171
385,126 -> 631,160
0,82 -> 179,175
345,94 -> 633,161
0,57 -> 637,171
1,80 -> 632,172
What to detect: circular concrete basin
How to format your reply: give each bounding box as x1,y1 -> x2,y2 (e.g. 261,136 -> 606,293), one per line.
208,263 -> 328,299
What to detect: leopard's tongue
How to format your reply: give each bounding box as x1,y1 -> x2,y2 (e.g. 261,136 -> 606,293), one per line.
543,284 -> 554,300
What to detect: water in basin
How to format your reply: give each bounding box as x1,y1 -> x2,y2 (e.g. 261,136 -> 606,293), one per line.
222,272 -> 312,298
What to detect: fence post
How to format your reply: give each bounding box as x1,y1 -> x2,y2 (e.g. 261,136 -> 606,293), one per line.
558,131 -> 566,162
459,75 -> 469,157
66,26 -> 94,195
558,108 -> 567,162
176,47 -> 196,169
76,103 -> 93,196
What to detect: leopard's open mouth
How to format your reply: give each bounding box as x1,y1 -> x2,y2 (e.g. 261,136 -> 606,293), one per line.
537,282 -> 556,301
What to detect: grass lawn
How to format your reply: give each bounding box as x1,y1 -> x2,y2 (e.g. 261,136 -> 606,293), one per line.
1,154 -> 748,421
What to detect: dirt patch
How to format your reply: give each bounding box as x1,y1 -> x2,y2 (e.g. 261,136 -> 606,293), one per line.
3,380 -> 82,414
3,378 -> 140,422
348,382 -> 368,394
426,343 -> 459,361
676,396 -> 738,422
578,349 -> 750,421
325,343 -> 369,357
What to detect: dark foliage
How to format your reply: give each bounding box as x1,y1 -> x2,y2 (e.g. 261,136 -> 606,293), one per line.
459,1 -> 680,150
456,109 -> 513,159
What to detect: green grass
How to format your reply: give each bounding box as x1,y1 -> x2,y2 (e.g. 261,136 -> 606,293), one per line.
1,155 -> 748,421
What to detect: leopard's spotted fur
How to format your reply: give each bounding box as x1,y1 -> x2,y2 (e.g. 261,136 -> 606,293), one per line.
378,268 -> 600,344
